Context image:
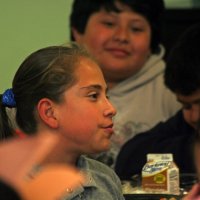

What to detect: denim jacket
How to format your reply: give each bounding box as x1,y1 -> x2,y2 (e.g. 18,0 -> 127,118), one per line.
62,156 -> 125,200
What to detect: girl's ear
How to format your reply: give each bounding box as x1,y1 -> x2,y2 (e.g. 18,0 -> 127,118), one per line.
72,27 -> 83,43
37,98 -> 58,129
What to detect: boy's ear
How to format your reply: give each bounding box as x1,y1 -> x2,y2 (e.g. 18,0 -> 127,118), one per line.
37,98 -> 58,129
72,27 -> 83,43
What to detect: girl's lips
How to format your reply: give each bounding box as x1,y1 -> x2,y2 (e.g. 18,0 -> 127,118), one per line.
103,128 -> 114,137
103,124 -> 114,135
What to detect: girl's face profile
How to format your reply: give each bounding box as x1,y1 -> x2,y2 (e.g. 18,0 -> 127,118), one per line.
55,57 -> 116,155
73,3 -> 151,85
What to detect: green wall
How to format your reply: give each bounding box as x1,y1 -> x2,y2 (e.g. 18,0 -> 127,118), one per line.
0,0 -> 73,93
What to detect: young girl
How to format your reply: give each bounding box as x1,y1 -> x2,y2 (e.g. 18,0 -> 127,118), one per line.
0,43 -> 124,200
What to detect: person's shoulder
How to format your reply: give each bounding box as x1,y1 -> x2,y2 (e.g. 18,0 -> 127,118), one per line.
84,156 -> 115,174
140,110 -> 183,136
82,156 -> 124,199
82,156 -> 121,182
120,110 -> 185,152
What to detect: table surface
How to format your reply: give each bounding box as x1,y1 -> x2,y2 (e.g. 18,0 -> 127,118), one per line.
124,193 -> 182,200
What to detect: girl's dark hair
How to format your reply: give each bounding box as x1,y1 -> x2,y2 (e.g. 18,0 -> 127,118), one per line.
70,0 -> 165,53
0,99 -> 14,139
0,43 -> 94,136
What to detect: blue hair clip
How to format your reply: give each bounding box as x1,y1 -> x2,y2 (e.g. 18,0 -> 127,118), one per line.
2,89 -> 16,108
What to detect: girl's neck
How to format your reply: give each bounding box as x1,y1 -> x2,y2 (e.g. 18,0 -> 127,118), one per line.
35,132 -> 79,166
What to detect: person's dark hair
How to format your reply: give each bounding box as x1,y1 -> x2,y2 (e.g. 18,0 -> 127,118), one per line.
70,0 -> 165,53
164,23 -> 200,96
0,180 -> 21,200
0,43 -> 94,135
0,102 -> 14,139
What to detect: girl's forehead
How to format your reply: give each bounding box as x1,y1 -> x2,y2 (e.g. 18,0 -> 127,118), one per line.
76,57 -> 97,69
74,59 -> 106,86
75,57 -> 102,77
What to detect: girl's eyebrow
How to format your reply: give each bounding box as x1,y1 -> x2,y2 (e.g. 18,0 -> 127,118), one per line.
80,84 -> 108,92
80,84 -> 102,90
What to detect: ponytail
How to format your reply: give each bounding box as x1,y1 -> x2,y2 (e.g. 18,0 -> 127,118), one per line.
0,89 -> 16,139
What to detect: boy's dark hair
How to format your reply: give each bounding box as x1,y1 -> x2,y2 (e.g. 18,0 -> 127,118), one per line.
165,23 -> 200,96
70,0 -> 165,53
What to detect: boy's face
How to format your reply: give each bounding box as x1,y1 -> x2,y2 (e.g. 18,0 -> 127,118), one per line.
72,3 -> 151,86
55,57 -> 116,155
176,90 -> 200,129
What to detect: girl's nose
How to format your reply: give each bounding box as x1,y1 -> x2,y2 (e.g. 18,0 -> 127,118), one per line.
104,100 -> 117,118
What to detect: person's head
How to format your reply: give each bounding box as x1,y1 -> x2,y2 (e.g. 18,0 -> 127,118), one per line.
0,43 -> 116,154
165,23 -> 200,129
70,0 -> 165,86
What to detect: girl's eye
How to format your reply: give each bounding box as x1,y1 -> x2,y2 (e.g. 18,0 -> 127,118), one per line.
88,92 -> 99,100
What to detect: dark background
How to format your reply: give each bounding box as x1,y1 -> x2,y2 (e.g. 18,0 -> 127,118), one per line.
163,9 -> 200,59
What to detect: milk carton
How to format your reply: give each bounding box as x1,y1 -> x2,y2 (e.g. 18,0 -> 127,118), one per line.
142,154 -> 179,195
